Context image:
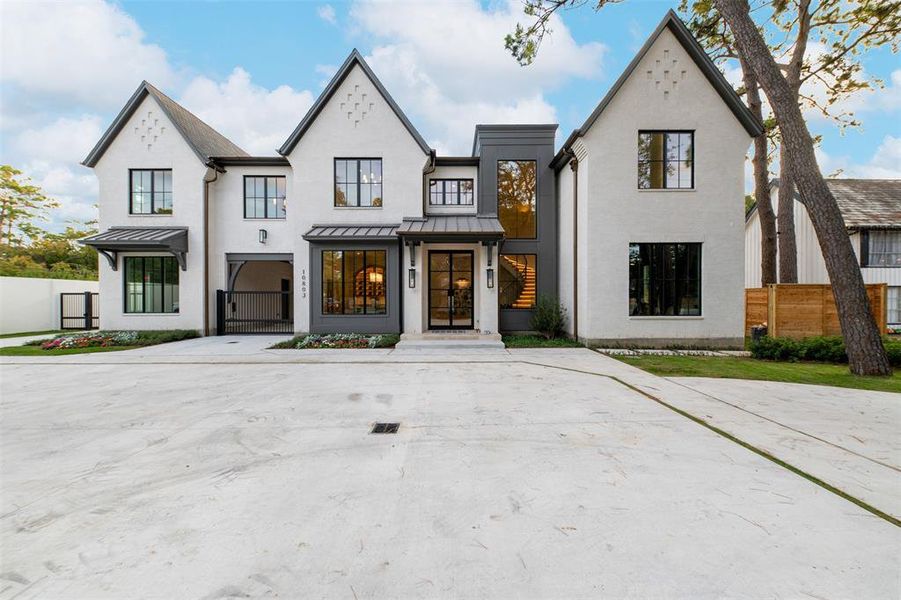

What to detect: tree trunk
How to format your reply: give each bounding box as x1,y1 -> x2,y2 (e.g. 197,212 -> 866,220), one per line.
715,0 -> 891,376
741,62 -> 777,285
777,144 -> 799,282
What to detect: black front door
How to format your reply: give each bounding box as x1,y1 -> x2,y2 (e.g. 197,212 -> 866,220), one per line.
429,251 -> 473,329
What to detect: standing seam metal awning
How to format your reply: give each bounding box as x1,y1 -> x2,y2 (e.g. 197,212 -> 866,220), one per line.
80,227 -> 189,271
302,224 -> 400,241
396,215 -> 505,241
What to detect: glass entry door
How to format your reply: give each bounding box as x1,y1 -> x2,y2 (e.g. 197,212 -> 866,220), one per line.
429,251 -> 473,329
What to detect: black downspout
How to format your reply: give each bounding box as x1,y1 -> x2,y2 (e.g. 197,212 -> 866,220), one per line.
569,152 -> 579,341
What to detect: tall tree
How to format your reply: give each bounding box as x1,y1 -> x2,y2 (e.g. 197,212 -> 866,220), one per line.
506,0 -> 893,375
0,165 -> 59,246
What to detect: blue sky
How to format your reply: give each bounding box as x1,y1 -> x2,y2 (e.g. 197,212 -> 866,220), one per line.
1,0 -> 898,230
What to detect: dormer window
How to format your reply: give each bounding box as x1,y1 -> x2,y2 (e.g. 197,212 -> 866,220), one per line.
429,179 -> 474,205
335,158 -> 382,207
130,169 -> 172,214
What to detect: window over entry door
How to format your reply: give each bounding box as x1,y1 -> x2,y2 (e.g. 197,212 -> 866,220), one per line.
429,251 -> 473,329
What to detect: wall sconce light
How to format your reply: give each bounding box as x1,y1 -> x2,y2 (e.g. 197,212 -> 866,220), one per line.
408,267 -> 416,288
258,229 -> 268,244
486,268 -> 494,288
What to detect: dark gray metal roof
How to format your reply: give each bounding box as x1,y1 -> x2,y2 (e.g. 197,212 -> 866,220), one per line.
750,179 -> 901,229
396,215 -> 505,239
81,226 -> 188,247
279,49 -> 431,157
303,224 -> 400,241
551,10 -> 764,170
82,82 -> 248,168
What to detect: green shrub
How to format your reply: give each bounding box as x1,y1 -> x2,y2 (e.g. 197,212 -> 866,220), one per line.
530,295 -> 567,339
751,335 -> 901,367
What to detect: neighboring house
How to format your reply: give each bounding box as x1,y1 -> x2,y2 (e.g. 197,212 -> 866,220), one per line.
745,179 -> 901,325
81,10 -> 758,347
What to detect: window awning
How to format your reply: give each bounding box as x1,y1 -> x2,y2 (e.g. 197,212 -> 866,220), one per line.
81,227 -> 189,271
396,215 -> 505,242
302,224 -> 399,242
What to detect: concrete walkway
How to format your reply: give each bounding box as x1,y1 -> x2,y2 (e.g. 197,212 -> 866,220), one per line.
2,344 -> 898,598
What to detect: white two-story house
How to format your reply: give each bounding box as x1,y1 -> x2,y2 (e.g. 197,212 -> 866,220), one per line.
82,10 -> 760,348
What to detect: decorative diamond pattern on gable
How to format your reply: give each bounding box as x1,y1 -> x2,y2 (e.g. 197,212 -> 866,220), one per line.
338,84 -> 375,128
133,110 -> 166,151
646,48 -> 687,101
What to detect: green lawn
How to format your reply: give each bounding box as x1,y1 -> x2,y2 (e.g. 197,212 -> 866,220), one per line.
0,345 -> 140,357
502,335 -> 583,348
614,354 -> 901,394
0,329 -> 66,340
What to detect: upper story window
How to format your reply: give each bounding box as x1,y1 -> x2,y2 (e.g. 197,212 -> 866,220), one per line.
429,179 -> 474,205
498,160 -> 537,239
638,131 -> 694,189
335,159 -> 382,207
130,169 -> 172,214
244,176 -> 286,219
863,230 -> 901,267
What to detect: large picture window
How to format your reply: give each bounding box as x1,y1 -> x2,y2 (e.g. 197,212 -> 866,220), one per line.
888,287 -> 901,325
130,169 -> 172,214
498,160 -> 537,239
124,256 -> 179,313
638,131 -> 693,189
863,230 -> 901,267
335,159 -> 382,207
499,254 -> 537,309
629,243 -> 701,316
429,179 -> 474,205
321,250 -> 387,315
244,176 -> 286,219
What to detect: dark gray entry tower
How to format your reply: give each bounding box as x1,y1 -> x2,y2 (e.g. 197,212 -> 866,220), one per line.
472,125 -> 558,333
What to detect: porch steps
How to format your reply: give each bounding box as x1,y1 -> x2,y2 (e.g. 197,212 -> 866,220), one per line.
394,331 -> 505,351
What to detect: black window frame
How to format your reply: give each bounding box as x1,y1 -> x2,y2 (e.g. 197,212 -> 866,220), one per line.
499,253 -> 538,310
428,178 -> 474,205
637,130 -> 694,190
497,159 -> 538,240
123,255 -> 179,314
129,168 -> 173,214
860,229 -> 901,268
243,175 -> 287,219
320,249 -> 388,315
334,158 -> 383,208
629,242 -> 702,317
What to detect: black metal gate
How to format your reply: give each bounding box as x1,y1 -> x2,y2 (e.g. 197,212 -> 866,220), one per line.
60,292 -> 99,330
216,290 -> 293,334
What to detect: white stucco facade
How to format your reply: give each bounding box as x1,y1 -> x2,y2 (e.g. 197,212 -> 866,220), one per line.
83,12 -> 756,346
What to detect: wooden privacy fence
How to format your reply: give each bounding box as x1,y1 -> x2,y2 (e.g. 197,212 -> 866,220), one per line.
745,283 -> 887,338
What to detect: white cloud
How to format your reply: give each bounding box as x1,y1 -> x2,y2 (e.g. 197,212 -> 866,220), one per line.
178,68 -> 314,155
351,0 -> 606,153
0,0 -> 177,110
817,136 -> 901,179
318,4 -> 337,25
11,115 -> 105,165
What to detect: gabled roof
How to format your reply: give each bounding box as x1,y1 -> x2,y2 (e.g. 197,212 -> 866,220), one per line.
82,81 -> 248,168
551,10 -> 763,170
278,49 -> 431,156
748,179 -> 901,229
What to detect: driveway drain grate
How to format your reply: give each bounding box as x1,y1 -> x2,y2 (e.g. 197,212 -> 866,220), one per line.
371,422 -> 400,434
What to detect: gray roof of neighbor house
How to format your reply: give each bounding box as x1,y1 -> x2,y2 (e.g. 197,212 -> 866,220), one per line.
279,49 -> 432,157
302,224 -> 400,241
749,179 -> 901,229
82,81 -> 248,168
550,10 -> 764,170
396,215 -> 505,239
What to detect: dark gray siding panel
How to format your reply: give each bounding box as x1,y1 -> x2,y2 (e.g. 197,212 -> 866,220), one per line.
474,125 -> 558,332
309,241 -> 401,334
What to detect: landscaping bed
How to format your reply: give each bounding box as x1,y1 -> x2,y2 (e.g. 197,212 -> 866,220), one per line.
502,335 -> 583,348
270,333 -> 400,349
0,330 -> 198,356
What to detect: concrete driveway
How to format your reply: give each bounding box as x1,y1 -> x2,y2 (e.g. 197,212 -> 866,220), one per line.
1,346 -> 898,599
